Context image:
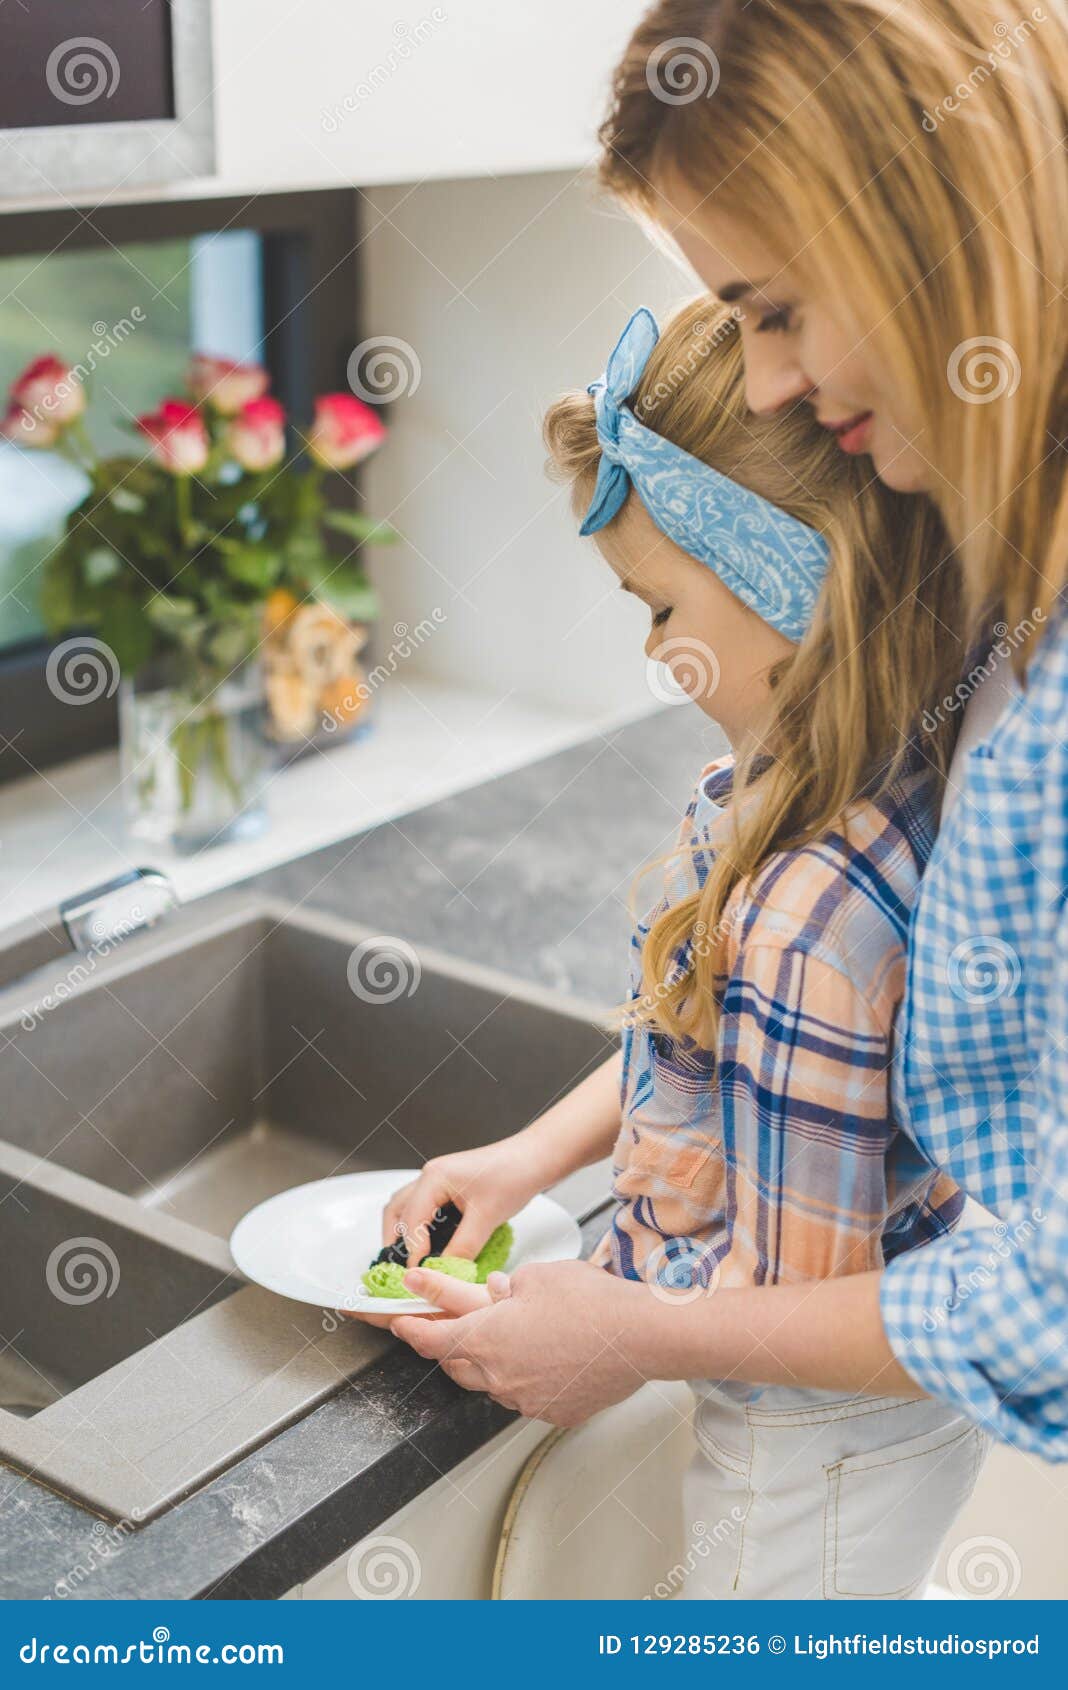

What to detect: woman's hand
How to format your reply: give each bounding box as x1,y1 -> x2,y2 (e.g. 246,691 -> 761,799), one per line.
381,1137 -> 551,1265
392,1260 -> 665,1425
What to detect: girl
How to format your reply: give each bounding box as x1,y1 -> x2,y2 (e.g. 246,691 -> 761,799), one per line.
385,298 -> 988,1598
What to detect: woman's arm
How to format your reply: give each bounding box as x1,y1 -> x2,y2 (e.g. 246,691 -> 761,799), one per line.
394,1257 -> 919,1424
873,896 -> 1068,1456
644,1268 -> 919,1396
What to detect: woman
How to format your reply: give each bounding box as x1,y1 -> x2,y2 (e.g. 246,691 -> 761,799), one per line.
386,0 -> 1068,1467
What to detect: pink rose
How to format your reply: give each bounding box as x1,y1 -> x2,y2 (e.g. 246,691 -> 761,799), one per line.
137,399 -> 210,476
306,394 -> 386,470
226,397 -> 286,472
188,353 -> 269,416
1,400 -> 60,449
8,354 -> 85,430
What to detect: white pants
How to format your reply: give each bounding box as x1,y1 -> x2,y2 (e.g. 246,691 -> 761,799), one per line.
679,1384 -> 989,1600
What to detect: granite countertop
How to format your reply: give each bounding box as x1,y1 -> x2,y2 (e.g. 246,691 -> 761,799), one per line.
255,706 -> 724,1006
0,706 -> 723,1600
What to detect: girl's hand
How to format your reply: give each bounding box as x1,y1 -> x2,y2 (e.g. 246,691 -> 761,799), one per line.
393,1260 -> 663,1425
382,1136 -> 549,1266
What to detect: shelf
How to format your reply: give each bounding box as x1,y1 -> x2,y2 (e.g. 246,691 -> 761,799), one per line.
0,676 -> 652,930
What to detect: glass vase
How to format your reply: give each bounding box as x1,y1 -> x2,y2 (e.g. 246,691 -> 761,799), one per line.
119,659 -> 270,853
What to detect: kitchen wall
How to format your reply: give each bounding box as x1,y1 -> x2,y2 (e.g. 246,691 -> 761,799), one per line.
361,168 -> 696,722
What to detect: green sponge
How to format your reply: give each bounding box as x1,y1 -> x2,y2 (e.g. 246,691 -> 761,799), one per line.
362,1228 -> 515,1298
362,1253 -> 482,1299
420,1254 -> 479,1282
474,1222 -> 514,1282
361,1261 -> 415,1299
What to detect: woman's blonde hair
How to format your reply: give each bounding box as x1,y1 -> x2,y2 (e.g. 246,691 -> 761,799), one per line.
598,0 -> 1068,661
545,299 -> 962,1046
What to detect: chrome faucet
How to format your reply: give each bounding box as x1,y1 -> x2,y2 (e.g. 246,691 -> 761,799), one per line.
0,868 -> 180,993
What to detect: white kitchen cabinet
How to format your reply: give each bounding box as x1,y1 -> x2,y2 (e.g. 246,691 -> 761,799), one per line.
288,1382 -> 698,1601
210,0 -> 651,192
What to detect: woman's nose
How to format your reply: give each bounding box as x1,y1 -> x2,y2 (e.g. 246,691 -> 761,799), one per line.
743,341 -> 814,417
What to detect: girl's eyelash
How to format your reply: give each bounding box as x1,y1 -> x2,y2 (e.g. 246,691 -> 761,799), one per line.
652,607 -> 672,627
755,306 -> 795,335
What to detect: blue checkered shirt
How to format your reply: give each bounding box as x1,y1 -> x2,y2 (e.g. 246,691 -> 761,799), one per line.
885,607 -> 1068,1456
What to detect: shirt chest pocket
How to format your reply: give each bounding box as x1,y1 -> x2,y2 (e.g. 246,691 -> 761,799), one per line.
942,747 -> 1045,990
618,1116 -> 720,1191
958,741 -> 1046,847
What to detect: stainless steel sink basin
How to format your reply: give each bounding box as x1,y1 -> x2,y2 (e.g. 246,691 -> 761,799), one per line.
0,893 -> 614,1522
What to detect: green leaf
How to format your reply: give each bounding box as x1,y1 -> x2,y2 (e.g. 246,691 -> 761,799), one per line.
283,527 -> 323,576
108,487 -> 146,515
201,617 -> 258,672
323,509 -> 398,546
145,595 -> 200,632
313,566 -> 379,623
221,545 -> 283,591
39,561 -> 83,633
83,546 -> 122,586
97,598 -> 154,674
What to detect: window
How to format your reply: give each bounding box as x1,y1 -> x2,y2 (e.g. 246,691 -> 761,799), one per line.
0,191 -> 361,785
0,230 -> 264,655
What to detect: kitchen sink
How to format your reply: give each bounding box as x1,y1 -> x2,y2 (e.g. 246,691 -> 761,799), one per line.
0,1174 -> 233,1416
0,893 -> 614,1521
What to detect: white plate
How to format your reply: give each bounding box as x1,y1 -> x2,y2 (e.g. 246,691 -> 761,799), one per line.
229,1167 -> 582,1315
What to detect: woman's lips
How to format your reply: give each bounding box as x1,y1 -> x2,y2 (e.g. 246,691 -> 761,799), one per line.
826,411 -> 874,455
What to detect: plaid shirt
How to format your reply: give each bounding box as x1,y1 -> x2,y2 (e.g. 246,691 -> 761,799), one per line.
592,756 -> 962,1296
884,607 -> 1068,1458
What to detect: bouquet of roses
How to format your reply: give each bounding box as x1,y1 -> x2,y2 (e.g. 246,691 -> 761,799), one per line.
1,351 -> 394,725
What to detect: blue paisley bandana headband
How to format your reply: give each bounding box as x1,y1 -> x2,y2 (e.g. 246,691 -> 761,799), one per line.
579,308 -> 831,642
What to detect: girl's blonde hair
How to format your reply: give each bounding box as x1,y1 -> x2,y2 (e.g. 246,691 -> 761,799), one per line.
598,0 -> 1068,663
545,299 -> 961,1046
